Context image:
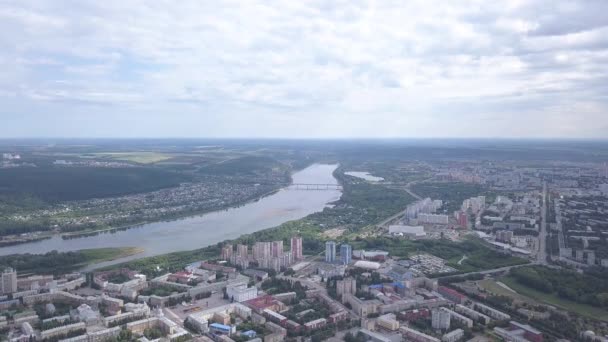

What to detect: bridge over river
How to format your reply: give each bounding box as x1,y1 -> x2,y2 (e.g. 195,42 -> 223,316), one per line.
289,183 -> 343,190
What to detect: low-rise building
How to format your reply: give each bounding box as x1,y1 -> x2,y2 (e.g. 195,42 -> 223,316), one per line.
440,308 -> 473,328
455,304 -> 491,325
437,286 -> 466,304
226,282 -> 258,302
400,326 -> 441,342
376,313 -> 399,331
472,302 -> 510,321
40,322 -> 86,340
442,329 -> 464,342
303,318 -> 327,330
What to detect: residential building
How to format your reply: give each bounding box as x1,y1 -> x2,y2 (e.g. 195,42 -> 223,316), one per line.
236,244 -> 249,259
336,278 -> 357,302
343,294 -> 380,317
456,211 -> 468,228
253,242 -> 272,261
455,305 -> 490,325
432,308 -> 451,331
441,308 -> 473,328
325,241 -> 337,263
494,327 -> 529,342
508,321 -> 543,342
401,326 -> 441,342
271,241 -> 284,257
418,213 -> 449,225
265,321 -> 287,337
437,286 -> 466,304
376,313 -> 399,331
473,302 -> 511,321
340,244 -> 352,265
221,245 -> 233,261
358,329 -> 392,342
304,318 -> 327,330
1,268 -> 18,295
496,230 -> 514,243
40,322 -> 86,340
442,329 -> 464,342
263,309 -> 288,326
290,236 -> 303,260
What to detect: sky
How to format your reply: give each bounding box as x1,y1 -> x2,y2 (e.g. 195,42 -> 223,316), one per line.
1,1 -> 607,139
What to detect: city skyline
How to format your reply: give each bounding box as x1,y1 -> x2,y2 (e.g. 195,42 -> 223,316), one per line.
1,1 -> 607,139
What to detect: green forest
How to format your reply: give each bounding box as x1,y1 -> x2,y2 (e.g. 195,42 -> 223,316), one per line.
0,166 -> 188,203
509,266 -> 608,308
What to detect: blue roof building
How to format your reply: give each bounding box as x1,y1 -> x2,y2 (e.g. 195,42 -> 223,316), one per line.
210,323 -> 232,335
241,330 -> 257,338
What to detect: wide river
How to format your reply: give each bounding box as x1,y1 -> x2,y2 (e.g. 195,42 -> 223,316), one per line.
0,164 -> 341,269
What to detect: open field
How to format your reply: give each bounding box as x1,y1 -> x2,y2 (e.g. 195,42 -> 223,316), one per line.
478,278 -> 534,303
501,276 -> 608,321
93,152 -> 173,164
78,247 -> 144,264
0,247 -> 145,274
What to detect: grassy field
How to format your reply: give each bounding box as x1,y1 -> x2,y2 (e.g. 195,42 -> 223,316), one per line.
478,278 -> 533,303
94,152 -> 172,164
501,276 -> 608,321
0,247 -> 144,274
78,247 -> 144,264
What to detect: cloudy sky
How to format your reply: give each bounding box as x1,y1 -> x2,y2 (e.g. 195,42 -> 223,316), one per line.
1,1 -> 607,138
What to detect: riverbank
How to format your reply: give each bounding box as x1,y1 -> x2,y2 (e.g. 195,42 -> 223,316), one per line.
99,166 -> 416,276
0,247 -> 144,274
60,184 -> 286,238
61,187 -> 285,239
0,164 -> 342,262
78,247 -> 145,264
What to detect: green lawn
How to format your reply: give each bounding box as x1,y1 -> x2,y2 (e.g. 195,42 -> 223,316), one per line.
94,152 -> 172,164
501,276 -> 608,321
79,247 -> 144,264
478,279 -> 531,303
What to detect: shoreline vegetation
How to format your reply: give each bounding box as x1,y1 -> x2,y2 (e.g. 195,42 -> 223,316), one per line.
59,186 -> 285,240
0,247 -> 143,274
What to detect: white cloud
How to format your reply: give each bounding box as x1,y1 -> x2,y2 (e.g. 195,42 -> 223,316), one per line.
0,0 -> 607,138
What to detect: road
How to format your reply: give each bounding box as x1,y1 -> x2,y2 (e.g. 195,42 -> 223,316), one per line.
538,181 -> 548,264
377,178 -> 431,228
436,261 -> 540,279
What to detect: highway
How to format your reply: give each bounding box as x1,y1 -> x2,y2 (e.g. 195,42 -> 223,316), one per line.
377,178 -> 431,228
436,261 -> 540,279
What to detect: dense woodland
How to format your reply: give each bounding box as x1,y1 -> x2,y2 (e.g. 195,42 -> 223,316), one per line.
0,250 -> 91,274
0,167 -> 188,203
510,266 -> 608,308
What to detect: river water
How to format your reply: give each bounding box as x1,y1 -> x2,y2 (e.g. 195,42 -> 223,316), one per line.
0,164 -> 341,269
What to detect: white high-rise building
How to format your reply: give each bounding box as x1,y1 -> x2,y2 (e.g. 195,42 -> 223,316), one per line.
1,268 -> 18,295
432,308 -> 451,331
